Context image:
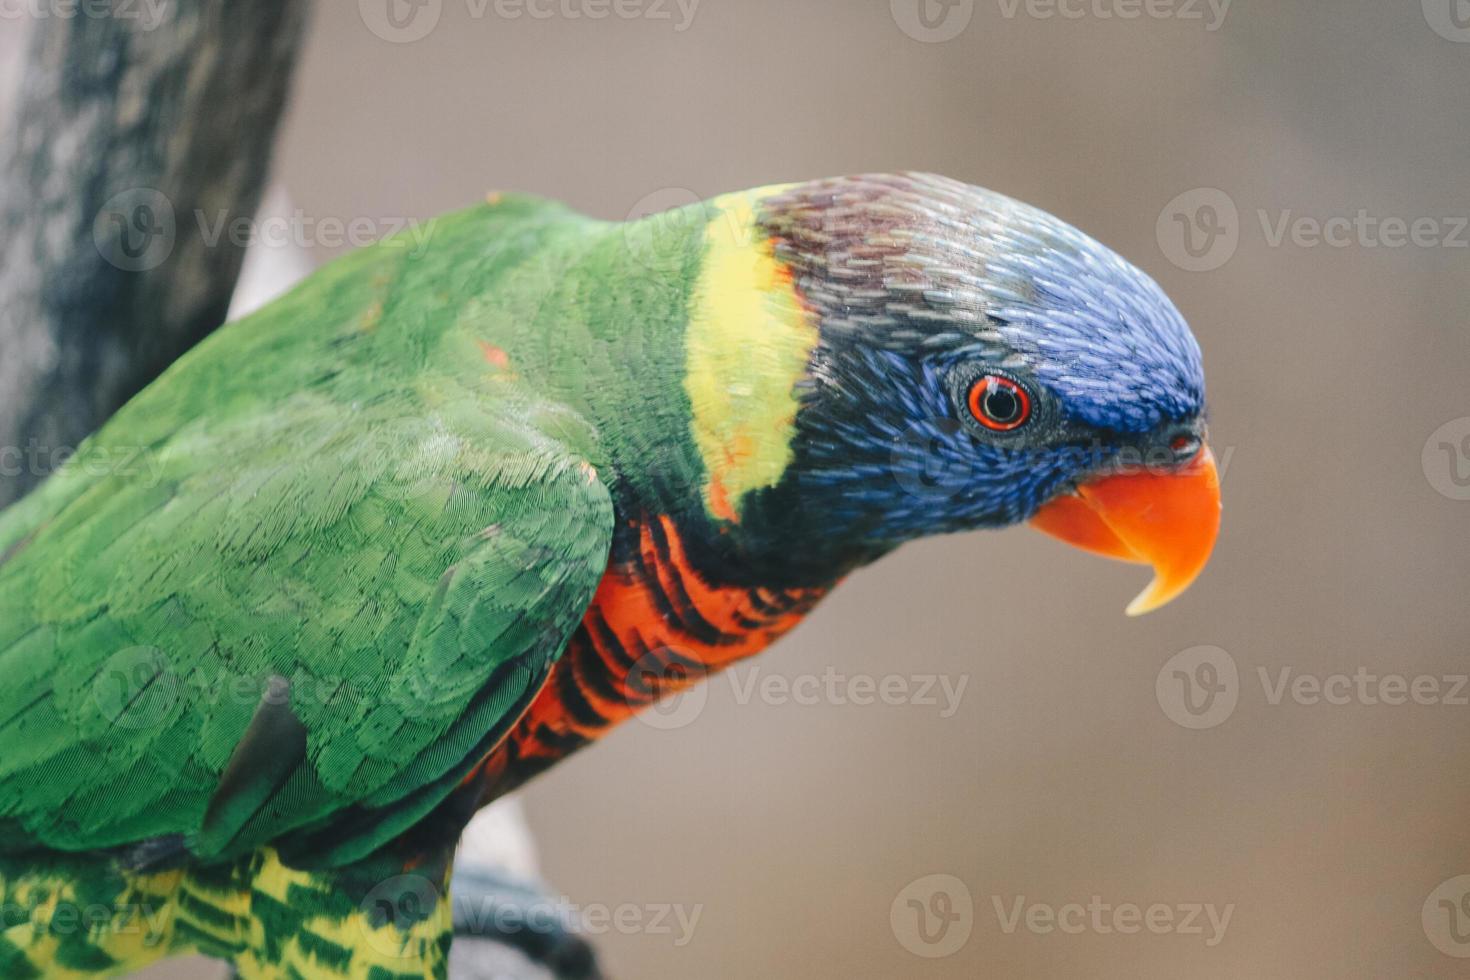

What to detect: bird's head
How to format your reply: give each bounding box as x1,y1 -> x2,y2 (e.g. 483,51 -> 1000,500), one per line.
674,173 -> 1219,613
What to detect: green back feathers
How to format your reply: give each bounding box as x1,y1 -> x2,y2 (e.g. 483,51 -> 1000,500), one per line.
0,184 -> 817,864
0,195 -> 625,863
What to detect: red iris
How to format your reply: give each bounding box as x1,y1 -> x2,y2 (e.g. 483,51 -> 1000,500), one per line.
967,375 -> 1031,431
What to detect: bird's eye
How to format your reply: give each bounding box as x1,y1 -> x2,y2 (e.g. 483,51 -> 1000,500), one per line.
967,375 -> 1032,431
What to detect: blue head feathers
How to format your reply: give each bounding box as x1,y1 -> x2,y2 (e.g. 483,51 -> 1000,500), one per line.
735,173 -> 1207,576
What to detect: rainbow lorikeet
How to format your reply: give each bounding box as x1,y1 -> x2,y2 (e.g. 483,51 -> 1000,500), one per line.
0,173 -> 1218,978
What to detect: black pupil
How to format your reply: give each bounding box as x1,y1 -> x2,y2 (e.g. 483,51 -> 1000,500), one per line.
983,384 -> 1020,423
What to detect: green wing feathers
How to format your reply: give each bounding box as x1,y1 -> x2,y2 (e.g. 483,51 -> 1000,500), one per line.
0,197 -> 617,866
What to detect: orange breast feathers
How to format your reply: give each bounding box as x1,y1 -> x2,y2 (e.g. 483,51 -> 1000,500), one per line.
471,514 -> 828,799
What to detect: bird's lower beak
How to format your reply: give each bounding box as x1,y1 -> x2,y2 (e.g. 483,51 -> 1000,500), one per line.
1028,445 -> 1221,616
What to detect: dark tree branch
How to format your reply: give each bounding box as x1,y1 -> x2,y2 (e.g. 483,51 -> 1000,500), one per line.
0,0 -> 310,507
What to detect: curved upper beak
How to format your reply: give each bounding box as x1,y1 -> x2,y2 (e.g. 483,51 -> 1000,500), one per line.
1028,444 -> 1221,616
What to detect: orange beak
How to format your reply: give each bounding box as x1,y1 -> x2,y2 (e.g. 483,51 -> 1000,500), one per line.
1028,445 -> 1221,616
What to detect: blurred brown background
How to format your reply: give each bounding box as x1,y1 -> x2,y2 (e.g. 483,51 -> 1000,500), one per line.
5,2 -> 1470,977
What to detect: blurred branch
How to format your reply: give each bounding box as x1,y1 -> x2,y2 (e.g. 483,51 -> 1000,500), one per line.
0,0 -> 309,507
451,801 -> 606,980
